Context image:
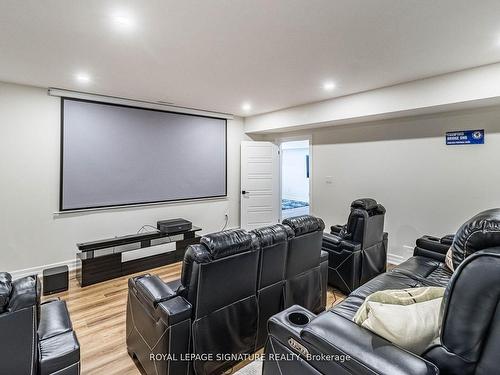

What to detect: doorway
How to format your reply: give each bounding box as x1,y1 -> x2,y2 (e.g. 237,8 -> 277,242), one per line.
280,139 -> 311,219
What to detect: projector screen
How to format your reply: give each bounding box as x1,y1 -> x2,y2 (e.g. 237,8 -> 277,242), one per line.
60,98 -> 227,211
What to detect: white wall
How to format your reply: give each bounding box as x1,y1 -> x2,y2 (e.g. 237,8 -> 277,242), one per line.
0,82 -> 248,274
257,106 -> 500,263
282,144 -> 309,202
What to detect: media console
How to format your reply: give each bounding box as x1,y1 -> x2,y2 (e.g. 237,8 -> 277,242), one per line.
76,226 -> 201,286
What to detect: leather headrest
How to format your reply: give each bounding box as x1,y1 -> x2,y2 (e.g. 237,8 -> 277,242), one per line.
251,224 -> 294,247
351,198 -> 378,211
282,215 -> 325,236
451,208 -> 500,269
8,275 -> 39,312
0,272 -> 12,314
200,229 -> 256,260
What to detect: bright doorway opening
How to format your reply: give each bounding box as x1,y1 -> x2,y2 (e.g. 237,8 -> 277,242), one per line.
280,139 -> 310,219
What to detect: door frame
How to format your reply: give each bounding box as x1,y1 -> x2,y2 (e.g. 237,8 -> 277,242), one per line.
274,135 -> 313,221
240,141 -> 280,229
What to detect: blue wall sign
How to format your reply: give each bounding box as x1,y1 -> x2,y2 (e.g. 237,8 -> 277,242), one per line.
446,129 -> 484,145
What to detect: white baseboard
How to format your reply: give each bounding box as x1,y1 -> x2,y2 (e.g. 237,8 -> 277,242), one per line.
387,253 -> 406,265
9,258 -> 77,280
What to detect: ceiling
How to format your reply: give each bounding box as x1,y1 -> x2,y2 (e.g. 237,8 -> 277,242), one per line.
1,0 -> 500,117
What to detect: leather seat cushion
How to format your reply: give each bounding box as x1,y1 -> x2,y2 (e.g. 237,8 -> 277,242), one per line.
39,331 -> 80,375
38,300 -> 73,341
393,256 -> 443,279
350,272 -> 421,300
424,265 -> 452,287
331,255 -> 453,321
331,272 -> 422,319
332,296 -> 365,320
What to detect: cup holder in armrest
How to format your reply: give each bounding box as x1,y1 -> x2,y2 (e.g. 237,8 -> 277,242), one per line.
287,312 -> 310,326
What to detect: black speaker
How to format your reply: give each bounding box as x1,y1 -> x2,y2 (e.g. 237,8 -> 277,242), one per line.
43,265 -> 69,295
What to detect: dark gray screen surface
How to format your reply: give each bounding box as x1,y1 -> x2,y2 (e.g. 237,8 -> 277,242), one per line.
61,99 -> 226,210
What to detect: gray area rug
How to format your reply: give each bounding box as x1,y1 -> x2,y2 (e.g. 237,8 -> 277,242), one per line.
232,360 -> 263,375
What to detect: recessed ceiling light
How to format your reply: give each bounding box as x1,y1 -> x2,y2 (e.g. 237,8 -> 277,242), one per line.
75,72 -> 91,84
242,102 -> 252,112
111,12 -> 136,31
323,81 -> 336,91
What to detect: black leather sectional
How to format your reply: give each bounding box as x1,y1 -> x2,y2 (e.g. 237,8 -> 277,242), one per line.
0,273 -> 80,375
263,209 -> 500,375
126,215 -> 328,375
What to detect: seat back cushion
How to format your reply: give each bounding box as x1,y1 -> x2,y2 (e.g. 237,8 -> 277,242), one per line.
285,230 -> 323,277
362,212 -> 385,248
284,266 -> 322,312
192,250 -> 260,375
195,250 -> 259,318
345,209 -> 366,243
252,224 -> 292,288
251,224 -> 292,349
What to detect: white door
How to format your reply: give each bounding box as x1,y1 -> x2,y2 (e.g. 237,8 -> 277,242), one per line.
240,141 -> 280,230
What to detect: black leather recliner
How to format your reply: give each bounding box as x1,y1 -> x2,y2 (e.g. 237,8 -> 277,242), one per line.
263,208 -> 500,375
127,216 -> 328,375
251,224 -> 293,349
0,273 -> 80,375
322,198 -> 388,294
282,215 -> 327,313
127,229 -> 259,375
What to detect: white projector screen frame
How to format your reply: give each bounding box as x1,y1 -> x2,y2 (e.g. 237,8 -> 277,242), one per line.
60,97 -> 227,211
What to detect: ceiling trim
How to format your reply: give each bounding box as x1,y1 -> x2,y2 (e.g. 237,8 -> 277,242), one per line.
244,62 -> 500,134
48,88 -> 235,120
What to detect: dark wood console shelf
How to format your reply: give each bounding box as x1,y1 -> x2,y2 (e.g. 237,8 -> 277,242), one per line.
76,226 -> 201,286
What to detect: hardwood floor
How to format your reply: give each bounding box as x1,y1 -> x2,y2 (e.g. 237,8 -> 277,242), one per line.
43,263 -> 344,375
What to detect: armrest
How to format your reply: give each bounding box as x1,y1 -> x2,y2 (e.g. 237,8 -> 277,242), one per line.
440,234 -> 454,246
323,233 -> 361,253
127,277 -> 191,375
41,297 -> 60,305
323,232 -> 342,247
300,312 -> 439,375
157,296 -> 192,326
339,239 -> 361,252
414,235 -> 451,262
330,224 -> 345,235
131,274 -> 178,308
